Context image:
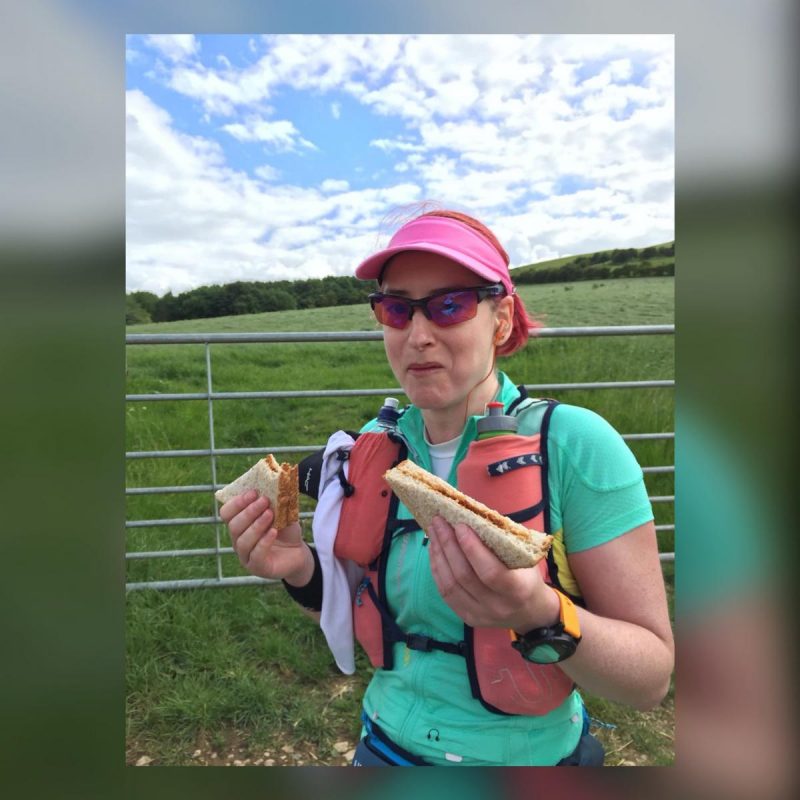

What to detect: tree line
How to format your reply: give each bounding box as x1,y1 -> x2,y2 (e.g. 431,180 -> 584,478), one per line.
126,242 -> 675,324
126,275 -> 373,324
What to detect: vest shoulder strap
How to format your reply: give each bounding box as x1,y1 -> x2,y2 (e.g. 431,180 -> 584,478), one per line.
508,388 -> 558,436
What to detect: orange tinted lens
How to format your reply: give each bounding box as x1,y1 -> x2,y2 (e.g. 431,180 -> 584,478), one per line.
373,297 -> 411,328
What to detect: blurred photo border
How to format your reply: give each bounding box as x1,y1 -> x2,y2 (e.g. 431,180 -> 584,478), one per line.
0,2 -> 796,799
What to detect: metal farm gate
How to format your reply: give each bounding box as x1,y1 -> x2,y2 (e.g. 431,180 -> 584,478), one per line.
125,325 -> 674,591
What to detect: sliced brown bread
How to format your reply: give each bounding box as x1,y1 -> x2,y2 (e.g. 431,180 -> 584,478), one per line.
384,460 -> 552,569
215,454 -> 299,529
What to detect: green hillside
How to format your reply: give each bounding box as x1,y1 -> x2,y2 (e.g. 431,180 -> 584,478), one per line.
512,241 -> 674,285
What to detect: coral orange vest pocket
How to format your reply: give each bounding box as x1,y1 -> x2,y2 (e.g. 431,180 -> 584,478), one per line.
353,569 -> 386,668
457,409 -> 575,715
457,433 -> 547,528
334,432 -> 403,567
467,625 -> 574,715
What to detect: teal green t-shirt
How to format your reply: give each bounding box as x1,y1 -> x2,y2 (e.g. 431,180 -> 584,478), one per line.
358,372 -> 653,765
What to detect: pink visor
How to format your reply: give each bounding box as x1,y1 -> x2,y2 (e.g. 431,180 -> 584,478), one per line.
355,215 -> 514,296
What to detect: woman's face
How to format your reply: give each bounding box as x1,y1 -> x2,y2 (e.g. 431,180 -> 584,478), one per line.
379,251 -> 512,415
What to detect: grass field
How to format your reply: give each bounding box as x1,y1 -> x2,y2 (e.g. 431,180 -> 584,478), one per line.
126,276 -> 674,766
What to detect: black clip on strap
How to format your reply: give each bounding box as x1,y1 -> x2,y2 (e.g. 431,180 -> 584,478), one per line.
404,633 -> 467,658
335,448 -> 355,497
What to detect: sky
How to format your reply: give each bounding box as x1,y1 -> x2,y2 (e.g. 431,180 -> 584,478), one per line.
125,33 -> 674,296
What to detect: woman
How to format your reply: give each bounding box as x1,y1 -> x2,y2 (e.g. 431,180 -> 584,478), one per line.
220,210 -> 674,766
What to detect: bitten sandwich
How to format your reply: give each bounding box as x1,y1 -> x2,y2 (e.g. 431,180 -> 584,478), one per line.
215,454 -> 299,529
384,460 -> 552,569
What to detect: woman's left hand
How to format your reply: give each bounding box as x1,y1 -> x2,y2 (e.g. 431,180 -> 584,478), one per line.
426,515 -> 560,632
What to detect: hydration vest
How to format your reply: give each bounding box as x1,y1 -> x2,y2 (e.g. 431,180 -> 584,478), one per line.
329,392 -> 581,717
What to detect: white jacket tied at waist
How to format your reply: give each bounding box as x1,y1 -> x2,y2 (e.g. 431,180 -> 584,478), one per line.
312,430 -> 365,674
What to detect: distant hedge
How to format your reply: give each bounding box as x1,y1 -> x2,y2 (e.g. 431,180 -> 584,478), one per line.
127,275 -> 373,324
515,260 -> 674,285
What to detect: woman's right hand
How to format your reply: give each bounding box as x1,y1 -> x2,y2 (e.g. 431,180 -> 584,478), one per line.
219,490 -> 311,584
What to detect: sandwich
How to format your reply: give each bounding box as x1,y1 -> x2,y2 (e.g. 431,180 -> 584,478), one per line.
214,454 -> 299,529
383,460 -> 552,569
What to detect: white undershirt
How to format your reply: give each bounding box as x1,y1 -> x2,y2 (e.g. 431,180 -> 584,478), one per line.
424,429 -> 462,481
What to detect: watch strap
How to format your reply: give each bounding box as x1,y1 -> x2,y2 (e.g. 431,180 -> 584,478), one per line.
555,588 -> 581,640
508,588 -> 581,646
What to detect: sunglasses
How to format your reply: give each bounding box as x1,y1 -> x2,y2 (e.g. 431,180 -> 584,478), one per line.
369,283 -> 505,329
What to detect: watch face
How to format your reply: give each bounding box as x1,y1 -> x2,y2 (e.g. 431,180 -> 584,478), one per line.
526,635 -> 578,664
528,642 -> 564,664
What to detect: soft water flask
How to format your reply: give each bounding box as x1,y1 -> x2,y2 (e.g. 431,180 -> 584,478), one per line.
476,401 -> 518,439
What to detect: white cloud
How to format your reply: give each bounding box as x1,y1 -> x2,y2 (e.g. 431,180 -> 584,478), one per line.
321,179 -> 350,193
418,156 -> 529,210
127,34 -> 675,293
126,90 -> 422,294
144,34 -> 199,64
167,64 -> 259,116
221,117 -> 317,152
370,138 -> 425,153
302,35 -> 669,219
360,71 -> 432,121
608,58 -> 634,82
254,164 -> 280,182
268,225 -> 328,249
163,34 -> 405,118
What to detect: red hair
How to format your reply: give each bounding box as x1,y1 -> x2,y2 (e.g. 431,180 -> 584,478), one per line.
420,209 -> 541,356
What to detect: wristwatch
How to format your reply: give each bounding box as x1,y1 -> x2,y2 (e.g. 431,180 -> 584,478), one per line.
510,588 -> 582,664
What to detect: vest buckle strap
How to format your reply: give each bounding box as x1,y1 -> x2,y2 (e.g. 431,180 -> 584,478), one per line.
404,633 -> 468,658
334,450 -> 355,497
405,633 -> 434,652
